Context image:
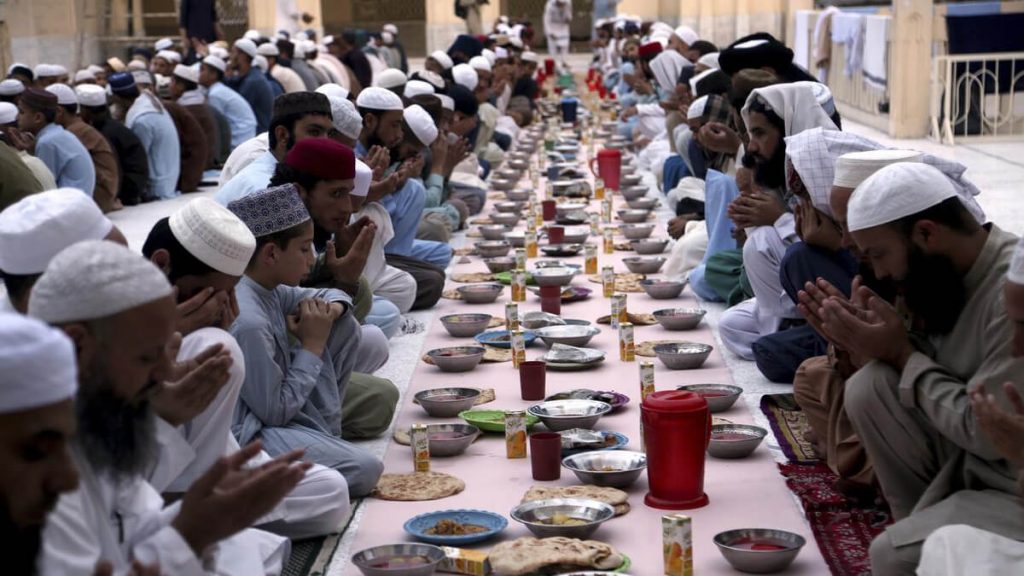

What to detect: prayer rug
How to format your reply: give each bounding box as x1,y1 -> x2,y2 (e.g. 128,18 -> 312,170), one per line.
759,393 -> 820,463
283,499 -> 362,576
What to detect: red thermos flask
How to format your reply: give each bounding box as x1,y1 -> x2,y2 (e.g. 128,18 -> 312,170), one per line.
642,390 -> 711,510
588,149 -> 621,191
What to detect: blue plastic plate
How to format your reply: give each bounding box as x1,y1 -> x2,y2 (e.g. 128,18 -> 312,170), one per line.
474,329 -> 538,349
403,509 -> 508,546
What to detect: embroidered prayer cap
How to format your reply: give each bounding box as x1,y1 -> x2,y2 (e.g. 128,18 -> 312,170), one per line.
20,87 -> 58,112
404,104 -> 438,147
697,52 -> 720,70
74,69 -> 96,84
154,37 -> 173,51
847,163 -> 957,232
686,95 -> 708,120
0,79 -> 24,96
316,83 -> 350,101
227,184 -> 311,238
355,86 -> 404,111
0,313 -> 77,413
404,80 -> 435,99
29,240 -> 173,324
0,188 -> 114,275
273,91 -> 331,119
75,84 -> 107,107
285,138 -> 357,180
452,63 -> 478,91
257,42 -> 280,57
520,51 -> 539,63
0,102 -> 15,124
1009,237 -> 1024,285
107,72 -> 138,96
833,149 -> 923,189
375,68 -> 407,90
156,50 -> 181,64
742,82 -> 838,137
173,63 -> 200,85
429,50 -> 454,70
45,83 -> 78,107
202,55 -> 227,73
169,198 -> 256,276
674,25 -> 699,46
352,160 -> 372,198
469,55 -> 492,73
784,128 -> 885,217
325,94 -> 362,140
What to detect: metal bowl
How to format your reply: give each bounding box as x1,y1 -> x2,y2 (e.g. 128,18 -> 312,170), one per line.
532,266 -> 577,286
640,279 -> 685,299
534,325 -> 601,347
503,230 -> 526,248
506,158 -> 530,170
479,224 -> 511,241
494,201 -> 524,213
676,384 -> 743,413
474,241 -> 511,258
617,209 -> 651,224
420,423 -> 482,457
456,284 -> 503,304
489,212 -> 520,226
351,543 -> 446,576
627,197 -> 658,211
555,202 -> 589,217
510,498 -> 615,539
426,346 -> 486,373
494,168 -> 521,181
415,388 -> 483,418
622,256 -> 665,274
440,313 -> 493,337
620,224 -> 655,240
632,238 -> 669,255
484,257 -> 517,274
490,177 -> 516,191
653,342 -> 713,370
708,424 -> 767,459
533,259 -> 581,271
559,226 -> 590,244
713,528 -> 806,573
621,185 -> 648,200
562,450 -> 647,488
653,308 -> 706,330
505,188 -> 532,202
527,399 -> 612,431
621,174 -> 643,187
540,243 -> 582,257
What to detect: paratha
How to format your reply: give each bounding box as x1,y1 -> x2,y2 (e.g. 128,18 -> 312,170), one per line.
586,273 -> 646,293
451,272 -> 497,283
636,340 -> 687,357
488,537 -> 624,576
372,471 -> 465,501
521,485 -> 630,516
595,312 -> 657,326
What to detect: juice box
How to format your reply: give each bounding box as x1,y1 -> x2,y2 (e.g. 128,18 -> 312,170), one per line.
663,514 -> 693,576
619,322 -> 635,362
584,244 -> 598,274
505,410 -> 527,458
411,423 -> 430,472
505,303 -> 519,332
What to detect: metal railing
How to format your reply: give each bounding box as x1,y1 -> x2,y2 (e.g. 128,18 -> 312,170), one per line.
931,51 -> 1024,144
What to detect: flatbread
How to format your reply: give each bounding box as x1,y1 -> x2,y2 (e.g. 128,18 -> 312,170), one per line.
372,471 -> 465,501
595,312 -> 657,326
586,273 -> 646,293
442,288 -> 462,300
422,347 -> 511,365
521,485 -> 630,516
466,228 -> 483,238
451,272 -> 496,283
454,247 -> 477,256
488,537 -> 624,576
636,340 -> 687,357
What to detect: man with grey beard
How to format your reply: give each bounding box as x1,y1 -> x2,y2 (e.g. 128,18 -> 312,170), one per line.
30,240 -> 307,575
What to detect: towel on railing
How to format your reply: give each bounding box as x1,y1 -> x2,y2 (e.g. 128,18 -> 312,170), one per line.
794,10 -> 812,70
831,13 -> 865,78
862,15 -> 889,91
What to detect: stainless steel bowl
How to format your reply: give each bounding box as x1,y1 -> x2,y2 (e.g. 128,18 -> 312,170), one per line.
503,230 -> 526,247
425,346 -> 486,373
527,399 -> 612,431
494,168 -> 521,181
556,202 -> 589,217
622,256 -> 665,274
440,313 -> 493,338
560,226 -> 591,244
534,325 -> 601,347
562,450 -> 647,488
532,266 -> 577,286
620,224 -> 655,240
653,342 -> 713,370
617,209 -> 651,224
713,528 -> 806,573
632,238 -> 669,255
620,174 -> 643,187
352,543 -> 446,576
415,387 -> 482,418
484,257 -> 516,273
506,158 -> 530,170
456,284 -> 503,304
708,424 -> 767,459
505,188 -> 531,202
479,224 -> 510,241
489,212 -> 520,226
621,185 -> 648,200
627,197 -> 658,211
490,177 -> 516,191
640,279 -> 686,299
676,384 -> 743,413
494,201 -> 524,213
474,241 -> 511,258
422,423 -> 481,457
510,498 -> 615,539
653,308 -> 707,330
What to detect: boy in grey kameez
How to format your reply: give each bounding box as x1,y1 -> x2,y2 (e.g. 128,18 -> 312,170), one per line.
229,184 -> 383,497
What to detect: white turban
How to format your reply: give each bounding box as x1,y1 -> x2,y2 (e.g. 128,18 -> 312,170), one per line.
352,159 -> 372,198
697,52 -> 720,70
404,80 -> 435,99
847,163 -> 957,232
404,104 -> 438,146
686,95 -> 708,120
0,313 -> 77,413
650,50 -> 691,94
169,198 -> 256,277
326,95 -> 362,140
374,68 -> 407,89
674,25 -> 699,46
75,84 -> 107,107
469,55 -> 492,73
0,102 -> 15,125
315,83 -> 350,101
29,240 -> 173,324
429,50 -> 454,70
742,82 -> 838,137
784,128 -> 885,217
0,189 -> 114,275
452,63 -> 478,91
355,86 -> 404,111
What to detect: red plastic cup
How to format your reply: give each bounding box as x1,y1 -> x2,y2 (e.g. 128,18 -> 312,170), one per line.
519,360 -> 547,400
529,432 -> 562,480
541,200 -> 557,221
547,226 -> 565,244
539,285 -> 562,315
544,58 -> 556,76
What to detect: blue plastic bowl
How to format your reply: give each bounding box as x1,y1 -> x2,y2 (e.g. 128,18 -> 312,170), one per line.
403,509 -> 508,546
473,329 -> 538,349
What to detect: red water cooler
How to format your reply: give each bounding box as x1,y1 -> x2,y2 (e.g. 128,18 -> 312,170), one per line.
642,390 -> 711,510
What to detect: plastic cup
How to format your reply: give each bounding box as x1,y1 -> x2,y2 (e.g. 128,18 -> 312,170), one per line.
519,360 -> 547,401
547,226 -> 565,244
542,200 -> 557,221
530,432 -> 562,480
539,285 -> 562,315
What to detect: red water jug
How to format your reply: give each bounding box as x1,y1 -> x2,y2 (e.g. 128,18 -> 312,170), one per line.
589,149 -> 621,191
642,390 -> 711,510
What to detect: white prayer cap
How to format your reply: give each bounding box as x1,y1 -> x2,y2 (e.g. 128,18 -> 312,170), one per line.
87,64 -> 105,75
437,94 -> 455,112
510,37 -> 525,49
244,29 -> 261,41
687,95 -> 708,120
0,313 -> 77,413
495,46 -> 509,59
0,102 -> 15,125
0,79 -> 24,96
156,50 -> 181,63
689,67 -> 715,95
833,149 -> 923,189
131,69 -> 153,86
30,240 -> 173,324
481,49 -> 496,66
74,69 -> 96,84
234,38 -> 258,59
154,37 -> 173,51
674,25 -> 699,46
253,55 -> 268,71
203,55 -> 227,73
257,42 -> 280,57
1009,237 -> 1024,284
651,33 -> 671,49
292,43 -> 307,59
169,198 -> 256,277
172,63 -> 199,84
404,104 -> 438,147
521,51 -> 539,63
294,31 -> 309,43
0,189 -> 114,275
314,84 -> 348,103
452,64 -> 478,91
381,31 -> 395,44
75,84 -> 107,107
469,55 -> 492,73
651,22 -> 674,38
327,95 -> 362,140
697,52 -> 720,70
404,80 -> 435,99
300,40 -> 317,56
416,70 -> 445,91
847,163 -> 957,232
34,64 -> 60,78
352,159 -> 372,197
375,68 -> 407,89
45,83 -> 78,107
356,86 -> 404,111
429,50 -> 454,70
210,46 -> 230,61
383,23 -> 399,36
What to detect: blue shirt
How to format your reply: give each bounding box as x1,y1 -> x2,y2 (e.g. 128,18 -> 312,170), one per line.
225,68 -> 273,134
126,98 -> 180,200
34,123 -> 96,196
213,150 -> 276,205
207,82 -> 257,149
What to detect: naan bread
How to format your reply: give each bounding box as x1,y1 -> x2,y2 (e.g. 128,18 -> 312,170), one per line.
452,272 -> 497,283
586,273 -> 646,293
636,340 -> 687,357
372,471 -> 465,501
595,312 -> 657,326
521,485 -> 630,516
488,537 -> 624,576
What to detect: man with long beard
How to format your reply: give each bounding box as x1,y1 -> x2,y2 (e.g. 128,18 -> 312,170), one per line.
32,240 -> 305,575
806,162 -> 1023,574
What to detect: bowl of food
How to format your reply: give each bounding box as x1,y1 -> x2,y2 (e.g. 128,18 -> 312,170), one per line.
534,325 -> 601,348
494,201 -> 524,213
490,177 -> 516,191
621,174 -> 643,187
676,384 -> 743,413
505,188 -> 532,202
652,342 -> 713,370
489,212 -> 520,227
555,202 -> 589,218
440,313 -> 493,337
533,259 -> 580,271
620,224 -> 655,240
653,308 -> 706,330
640,279 -> 685,299
617,209 -> 651,224
560,227 -> 590,244
474,241 -> 511,258
503,230 -> 526,248
626,197 -> 658,211
510,498 -> 615,540
622,256 -> 665,274
540,244 -> 583,257
484,257 -> 517,274
415,388 -> 482,418
708,424 -> 767,459
632,238 -> 669,255
474,329 -> 538,349
713,528 -> 806,573
456,283 -> 503,304
532,266 -> 577,287
416,423 -> 481,457
621,186 -> 649,201
527,399 -> 612,431
351,543 -> 446,576
562,450 -> 647,488
404,509 -> 507,546
425,346 -> 486,373
479,224 -> 511,241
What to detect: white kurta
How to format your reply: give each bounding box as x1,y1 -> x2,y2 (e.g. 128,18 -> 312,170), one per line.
357,201 -> 417,313
917,524 -> 1024,576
